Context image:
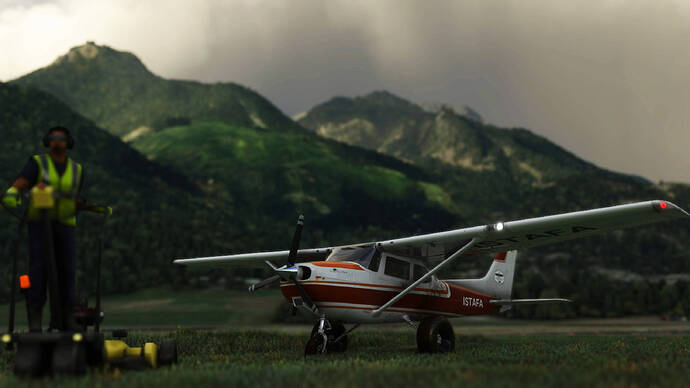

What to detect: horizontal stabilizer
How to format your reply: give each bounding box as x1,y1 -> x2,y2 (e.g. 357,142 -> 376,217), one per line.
490,298 -> 572,306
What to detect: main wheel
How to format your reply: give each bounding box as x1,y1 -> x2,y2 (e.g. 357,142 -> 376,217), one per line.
416,318 -> 432,353
417,317 -> 455,353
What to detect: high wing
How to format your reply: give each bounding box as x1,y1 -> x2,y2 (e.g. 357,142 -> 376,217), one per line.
174,200 -> 688,268
377,200 -> 689,262
173,247 -> 333,267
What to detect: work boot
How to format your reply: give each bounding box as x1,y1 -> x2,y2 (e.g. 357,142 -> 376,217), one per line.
26,303 -> 43,333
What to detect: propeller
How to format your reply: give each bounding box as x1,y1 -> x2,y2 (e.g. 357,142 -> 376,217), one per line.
248,215 -> 319,312
248,215 -> 307,291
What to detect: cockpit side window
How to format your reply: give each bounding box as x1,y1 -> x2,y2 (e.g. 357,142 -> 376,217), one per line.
412,264 -> 430,283
384,257 -> 411,280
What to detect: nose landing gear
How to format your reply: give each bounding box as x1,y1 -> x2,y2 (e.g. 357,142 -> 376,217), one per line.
304,317 -> 354,356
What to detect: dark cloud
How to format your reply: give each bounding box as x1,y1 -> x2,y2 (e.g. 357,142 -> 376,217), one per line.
2,0 -> 689,182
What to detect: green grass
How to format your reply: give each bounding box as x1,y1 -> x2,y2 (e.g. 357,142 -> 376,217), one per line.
1,288 -> 689,386
0,288 -> 285,329
0,330 -> 689,387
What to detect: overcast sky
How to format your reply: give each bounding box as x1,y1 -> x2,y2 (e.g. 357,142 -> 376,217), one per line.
1,0 -> 689,183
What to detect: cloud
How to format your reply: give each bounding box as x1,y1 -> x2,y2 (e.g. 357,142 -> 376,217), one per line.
1,0 -> 689,182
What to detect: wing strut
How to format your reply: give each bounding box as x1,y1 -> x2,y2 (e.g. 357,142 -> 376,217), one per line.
371,237 -> 479,317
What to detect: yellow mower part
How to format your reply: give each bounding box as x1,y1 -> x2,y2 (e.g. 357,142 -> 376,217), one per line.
30,186 -> 54,209
143,342 -> 158,368
104,340 -> 134,361
103,340 -> 160,368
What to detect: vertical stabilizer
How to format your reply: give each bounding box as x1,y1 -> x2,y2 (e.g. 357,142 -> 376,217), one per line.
448,250 -> 518,300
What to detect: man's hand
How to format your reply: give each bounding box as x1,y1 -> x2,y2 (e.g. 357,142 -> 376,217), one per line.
2,187 -> 21,208
90,205 -> 113,216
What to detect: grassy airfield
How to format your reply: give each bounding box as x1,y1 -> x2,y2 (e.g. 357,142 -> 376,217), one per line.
0,330 -> 688,387
0,289 -> 689,387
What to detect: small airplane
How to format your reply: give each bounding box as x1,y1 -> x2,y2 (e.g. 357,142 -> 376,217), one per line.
174,200 -> 689,355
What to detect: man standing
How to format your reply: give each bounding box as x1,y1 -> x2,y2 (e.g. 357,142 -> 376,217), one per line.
2,126 -> 87,332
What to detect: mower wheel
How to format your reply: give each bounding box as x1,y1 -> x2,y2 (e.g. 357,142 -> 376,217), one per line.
14,343 -> 50,377
52,341 -> 87,375
158,339 -> 178,366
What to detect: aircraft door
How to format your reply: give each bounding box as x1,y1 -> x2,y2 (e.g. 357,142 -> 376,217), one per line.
382,256 -> 412,287
412,264 -> 432,287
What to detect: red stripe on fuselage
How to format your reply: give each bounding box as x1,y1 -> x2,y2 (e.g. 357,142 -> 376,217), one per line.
280,281 -> 500,316
319,304 -> 458,318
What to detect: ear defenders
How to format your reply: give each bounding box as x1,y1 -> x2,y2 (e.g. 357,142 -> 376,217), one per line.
43,126 -> 75,149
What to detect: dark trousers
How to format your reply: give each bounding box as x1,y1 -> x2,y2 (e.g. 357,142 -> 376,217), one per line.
27,222 -> 76,309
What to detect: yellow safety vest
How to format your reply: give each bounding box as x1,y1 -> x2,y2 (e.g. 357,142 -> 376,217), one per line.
27,154 -> 83,226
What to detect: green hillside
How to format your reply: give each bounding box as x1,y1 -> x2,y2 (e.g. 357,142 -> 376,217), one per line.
12,42 -> 300,137
132,120 -> 458,235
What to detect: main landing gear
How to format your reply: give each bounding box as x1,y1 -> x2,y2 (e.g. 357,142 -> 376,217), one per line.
304,317 -> 356,356
416,317 -> 455,353
303,316 -> 455,355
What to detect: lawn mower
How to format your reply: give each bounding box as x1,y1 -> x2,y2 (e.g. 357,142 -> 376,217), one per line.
1,185 -> 177,376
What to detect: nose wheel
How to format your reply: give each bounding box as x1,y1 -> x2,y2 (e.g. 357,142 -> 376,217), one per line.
304,317 -> 349,356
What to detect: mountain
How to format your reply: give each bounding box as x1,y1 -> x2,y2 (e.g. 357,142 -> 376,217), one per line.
12,42 -> 300,137
298,91 -> 638,187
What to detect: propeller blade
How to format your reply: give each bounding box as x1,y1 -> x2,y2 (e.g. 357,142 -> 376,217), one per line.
248,275 -> 281,292
293,281 -> 319,314
287,215 -> 304,266
283,215 -> 319,314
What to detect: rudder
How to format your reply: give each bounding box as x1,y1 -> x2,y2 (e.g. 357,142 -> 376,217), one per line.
448,250 -> 518,300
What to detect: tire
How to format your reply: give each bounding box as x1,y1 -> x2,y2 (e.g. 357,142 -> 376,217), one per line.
158,339 -> 178,366
304,334 -> 325,356
85,336 -> 105,367
417,317 -> 454,353
51,341 -> 87,375
416,318 -> 433,353
428,318 -> 455,353
14,343 -> 50,377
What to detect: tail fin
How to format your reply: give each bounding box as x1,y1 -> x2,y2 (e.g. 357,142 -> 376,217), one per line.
447,250 -> 517,300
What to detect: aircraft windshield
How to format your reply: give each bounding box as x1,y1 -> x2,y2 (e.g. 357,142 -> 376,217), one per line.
326,245 -> 377,268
